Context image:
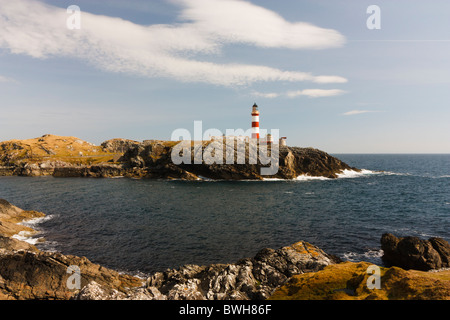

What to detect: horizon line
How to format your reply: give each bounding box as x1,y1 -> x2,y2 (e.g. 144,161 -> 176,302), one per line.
350,39 -> 450,42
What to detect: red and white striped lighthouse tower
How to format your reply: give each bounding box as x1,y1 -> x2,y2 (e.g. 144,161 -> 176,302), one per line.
251,103 -> 260,139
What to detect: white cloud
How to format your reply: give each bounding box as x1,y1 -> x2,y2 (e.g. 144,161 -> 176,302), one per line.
313,76 -> 348,84
287,89 -> 347,98
0,0 -> 347,86
0,75 -> 18,83
251,91 -> 280,99
342,110 -> 377,116
176,0 -> 346,49
252,88 -> 347,99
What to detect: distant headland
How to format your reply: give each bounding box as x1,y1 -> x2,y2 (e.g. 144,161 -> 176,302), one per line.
0,134 -> 359,180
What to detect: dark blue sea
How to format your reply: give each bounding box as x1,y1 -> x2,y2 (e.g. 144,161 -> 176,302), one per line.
0,154 -> 449,275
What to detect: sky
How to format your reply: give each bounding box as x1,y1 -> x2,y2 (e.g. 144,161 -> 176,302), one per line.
0,0 -> 449,153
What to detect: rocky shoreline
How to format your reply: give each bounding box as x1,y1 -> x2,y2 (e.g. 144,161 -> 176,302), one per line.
0,135 -> 359,180
0,199 -> 449,300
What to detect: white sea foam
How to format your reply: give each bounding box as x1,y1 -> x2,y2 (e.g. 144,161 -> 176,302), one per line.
12,215 -> 54,245
18,215 -> 54,228
295,175 -> 330,181
12,231 -> 44,245
203,168 -> 392,181
381,171 -> 448,178
342,249 -> 384,263
294,169 -> 380,181
336,169 -> 380,178
262,178 -> 286,181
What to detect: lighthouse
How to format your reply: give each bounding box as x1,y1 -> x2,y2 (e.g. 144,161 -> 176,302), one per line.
251,103 -> 260,139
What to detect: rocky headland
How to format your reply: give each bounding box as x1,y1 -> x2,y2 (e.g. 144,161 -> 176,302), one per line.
0,199 -> 449,300
0,134 -> 358,180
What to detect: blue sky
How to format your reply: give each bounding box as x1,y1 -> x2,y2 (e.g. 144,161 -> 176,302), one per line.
0,0 -> 449,153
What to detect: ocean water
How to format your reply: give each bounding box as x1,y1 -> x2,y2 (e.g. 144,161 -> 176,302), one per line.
0,154 -> 449,275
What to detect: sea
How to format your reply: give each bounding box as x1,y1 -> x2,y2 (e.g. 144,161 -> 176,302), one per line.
0,154 -> 449,276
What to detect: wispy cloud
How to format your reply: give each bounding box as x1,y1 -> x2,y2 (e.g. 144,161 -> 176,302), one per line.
287,89 -> 347,98
0,0 -> 347,86
251,91 -> 280,99
176,0 -> 346,50
0,75 -> 18,83
251,88 -> 346,99
342,110 -> 378,116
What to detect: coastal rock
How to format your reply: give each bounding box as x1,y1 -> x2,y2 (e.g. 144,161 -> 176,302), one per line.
145,241 -> 339,300
0,199 -> 145,300
121,140 -> 357,180
0,236 -> 38,253
381,233 -> 450,271
75,281 -> 157,300
0,250 -> 144,300
0,199 -> 45,241
101,138 -> 138,154
2,199 -> 449,300
269,261 -> 450,300
52,164 -> 126,178
1,198 -> 339,300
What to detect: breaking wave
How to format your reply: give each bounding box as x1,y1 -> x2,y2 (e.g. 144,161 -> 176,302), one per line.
12,231 -> 44,245
294,169 -> 381,181
261,178 -> 286,181
295,175 -> 330,181
336,169 -> 381,178
198,168 -> 403,182
13,215 -> 55,246
342,249 -> 384,265
19,215 -> 54,228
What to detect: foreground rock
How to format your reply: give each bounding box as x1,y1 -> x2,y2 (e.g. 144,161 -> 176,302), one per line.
0,250 -> 145,300
76,241 -> 339,300
143,241 -> 339,300
270,261 -> 450,300
0,199 -> 145,300
0,199 -> 339,300
3,199 -> 448,300
381,233 -> 450,271
0,134 -> 358,180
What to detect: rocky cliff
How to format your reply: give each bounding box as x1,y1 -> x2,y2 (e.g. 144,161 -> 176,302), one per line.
0,135 -> 358,180
119,139 -> 357,180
